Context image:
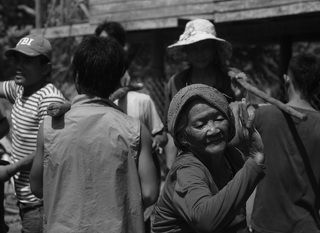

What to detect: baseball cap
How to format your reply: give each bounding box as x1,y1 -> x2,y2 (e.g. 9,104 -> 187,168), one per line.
5,34 -> 52,60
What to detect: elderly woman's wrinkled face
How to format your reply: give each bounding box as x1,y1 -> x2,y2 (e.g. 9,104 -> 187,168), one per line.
185,40 -> 218,68
183,99 -> 229,158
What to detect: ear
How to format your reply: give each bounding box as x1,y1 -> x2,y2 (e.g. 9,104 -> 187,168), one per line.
42,62 -> 52,77
74,72 -> 81,94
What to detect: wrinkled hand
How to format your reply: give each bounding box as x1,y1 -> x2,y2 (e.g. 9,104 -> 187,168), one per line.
47,102 -> 71,118
229,99 -> 264,165
229,67 -> 248,100
229,100 -> 253,146
0,165 -> 12,182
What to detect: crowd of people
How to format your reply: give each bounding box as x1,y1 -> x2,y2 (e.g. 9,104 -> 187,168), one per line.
0,18 -> 318,233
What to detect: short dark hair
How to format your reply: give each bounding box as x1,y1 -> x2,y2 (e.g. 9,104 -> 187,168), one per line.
72,36 -> 125,98
95,21 -> 126,47
288,53 -> 320,101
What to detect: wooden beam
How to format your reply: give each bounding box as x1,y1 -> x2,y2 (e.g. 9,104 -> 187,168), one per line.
90,2 -> 215,24
31,18 -> 178,39
90,0 -> 213,15
90,0 -> 317,21
31,23 -> 95,39
33,0 -> 320,39
35,0 -> 41,28
214,1 -> 320,22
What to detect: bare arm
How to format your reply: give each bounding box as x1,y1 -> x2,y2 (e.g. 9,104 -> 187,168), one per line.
138,123 -> 160,208
30,123 -> 44,198
0,137 -> 37,182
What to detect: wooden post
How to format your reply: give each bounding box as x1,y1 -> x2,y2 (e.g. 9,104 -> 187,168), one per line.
35,0 -> 42,29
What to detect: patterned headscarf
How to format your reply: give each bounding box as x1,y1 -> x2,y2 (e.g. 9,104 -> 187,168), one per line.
167,84 -> 235,147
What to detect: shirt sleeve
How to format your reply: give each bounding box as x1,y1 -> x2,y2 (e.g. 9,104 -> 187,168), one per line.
172,158 -> 265,233
143,95 -> 164,136
39,93 -> 66,122
3,81 -> 19,103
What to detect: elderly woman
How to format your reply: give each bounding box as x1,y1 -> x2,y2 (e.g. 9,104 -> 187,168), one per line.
152,84 -> 265,233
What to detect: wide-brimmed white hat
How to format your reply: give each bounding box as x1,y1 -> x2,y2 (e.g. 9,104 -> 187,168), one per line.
168,19 -> 232,60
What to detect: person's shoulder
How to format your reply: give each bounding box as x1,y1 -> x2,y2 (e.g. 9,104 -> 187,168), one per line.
38,83 -> 65,98
257,103 -> 277,111
256,103 -> 280,116
301,108 -> 320,124
110,106 -> 140,124
111,108 -> 141,139
172,152 -> 206,172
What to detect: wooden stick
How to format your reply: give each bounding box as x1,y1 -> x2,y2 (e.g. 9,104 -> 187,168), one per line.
228,69 -> 307,120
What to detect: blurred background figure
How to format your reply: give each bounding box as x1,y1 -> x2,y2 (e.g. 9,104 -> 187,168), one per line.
30,36 -> 159,233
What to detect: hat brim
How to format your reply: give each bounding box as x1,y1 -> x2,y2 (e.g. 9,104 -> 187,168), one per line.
5,48 -> 43,58
168,34 -> 232,60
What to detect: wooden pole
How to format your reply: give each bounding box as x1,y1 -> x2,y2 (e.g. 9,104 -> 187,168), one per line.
228,68 -> 307,120
35,0 -> 41,30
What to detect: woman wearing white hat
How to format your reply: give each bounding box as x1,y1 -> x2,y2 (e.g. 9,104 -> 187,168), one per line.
165,18 -> 234,113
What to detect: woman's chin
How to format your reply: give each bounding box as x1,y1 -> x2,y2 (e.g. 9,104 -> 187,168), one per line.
206,142 -> 227,155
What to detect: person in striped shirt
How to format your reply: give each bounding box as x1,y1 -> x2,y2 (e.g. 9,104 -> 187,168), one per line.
0,34 -> 65,233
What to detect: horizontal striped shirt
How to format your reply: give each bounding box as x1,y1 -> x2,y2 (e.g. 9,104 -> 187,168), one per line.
3,81 -> 65,204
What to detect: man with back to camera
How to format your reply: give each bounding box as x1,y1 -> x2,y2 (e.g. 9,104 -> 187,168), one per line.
30,36 -> 159,233
251,53 -> 320,233
0,34 -> 65,233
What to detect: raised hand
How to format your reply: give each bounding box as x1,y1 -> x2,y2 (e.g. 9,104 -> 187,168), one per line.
47,102 -> 71,118
229,99 -> 264,165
